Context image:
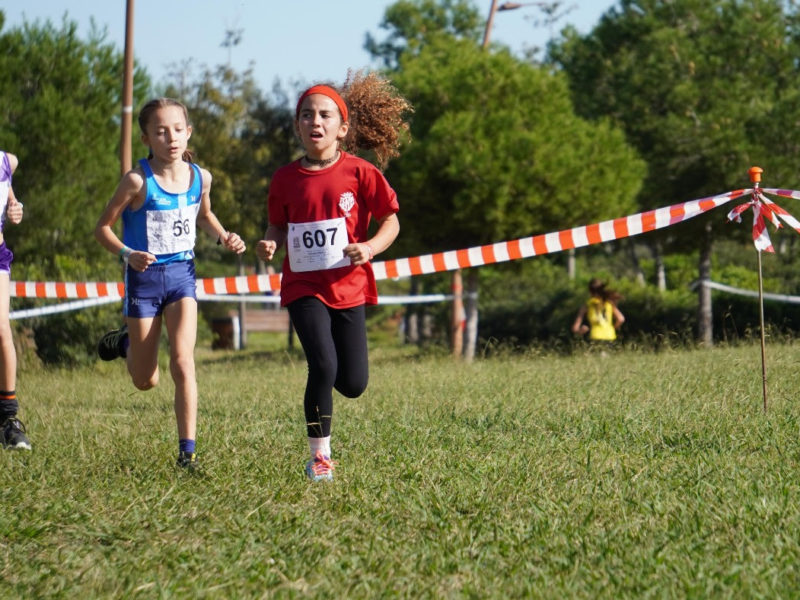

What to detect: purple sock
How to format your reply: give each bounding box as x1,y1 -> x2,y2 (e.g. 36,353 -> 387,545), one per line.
179,439 -> 195,454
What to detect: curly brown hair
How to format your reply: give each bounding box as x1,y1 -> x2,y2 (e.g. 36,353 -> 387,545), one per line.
338,71 -> 413,169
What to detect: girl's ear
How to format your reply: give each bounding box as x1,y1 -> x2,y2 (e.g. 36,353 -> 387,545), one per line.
186,124 -> 193,140
337,121 -> 349,141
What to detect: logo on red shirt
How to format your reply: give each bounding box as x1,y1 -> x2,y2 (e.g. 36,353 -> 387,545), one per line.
338,192 -> 355,217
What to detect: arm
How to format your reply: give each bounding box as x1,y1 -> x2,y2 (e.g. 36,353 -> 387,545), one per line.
6,153 -> 18,175
194,168 -> 246,254
5,185 -> 23,225
571,305 -> 589,335
94,169 -> 157,272
344,212 -> 400,267
256,224 -> 287,262
612,304 -> 625,330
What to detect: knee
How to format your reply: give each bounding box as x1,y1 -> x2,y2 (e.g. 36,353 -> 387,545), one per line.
336,375 -> 368,399
308,355 -> 337,386
0,321 -> 13,342
169,354 -> 195,384
132,371 -> 158,391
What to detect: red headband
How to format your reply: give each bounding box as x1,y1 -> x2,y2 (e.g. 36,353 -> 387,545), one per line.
295,85 -> 348,122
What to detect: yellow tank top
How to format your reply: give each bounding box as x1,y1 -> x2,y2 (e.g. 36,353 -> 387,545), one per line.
586,297 -> 616,341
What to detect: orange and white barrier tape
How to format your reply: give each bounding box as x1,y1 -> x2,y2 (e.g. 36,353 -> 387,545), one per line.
11,187 -> 784,300
373,188 -> 752,280
9,273 -> 284,299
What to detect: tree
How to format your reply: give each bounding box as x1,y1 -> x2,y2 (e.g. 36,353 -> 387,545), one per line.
365,0 -> 484,69
552,0 -> 800,344
0,13 -> 151,279
385,33 -> 645,359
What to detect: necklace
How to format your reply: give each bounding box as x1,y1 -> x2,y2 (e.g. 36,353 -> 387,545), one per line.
304,152 -> 339,168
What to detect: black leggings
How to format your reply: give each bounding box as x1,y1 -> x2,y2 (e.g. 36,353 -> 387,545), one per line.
287,297 -> 369,438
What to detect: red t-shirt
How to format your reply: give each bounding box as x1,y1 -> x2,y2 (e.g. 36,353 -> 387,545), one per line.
268,151 -> 399,308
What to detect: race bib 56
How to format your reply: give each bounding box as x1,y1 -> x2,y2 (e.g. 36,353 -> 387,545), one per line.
146,206 -> 198,254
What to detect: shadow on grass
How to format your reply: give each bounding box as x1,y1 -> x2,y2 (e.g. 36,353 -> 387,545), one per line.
196,347 -> 304,367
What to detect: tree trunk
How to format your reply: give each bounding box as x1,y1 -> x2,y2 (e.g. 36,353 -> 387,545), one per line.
628,241 -> 645,286
567,248 -> 576,280
237,254 -> 247,349
405,278 -> 419,344
451,269 -> 464,358
697,222 -> 713,346
463,269 -> 479,362
652,240 -> 666,292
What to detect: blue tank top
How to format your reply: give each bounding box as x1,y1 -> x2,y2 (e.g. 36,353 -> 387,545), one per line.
123,159 -> 202,264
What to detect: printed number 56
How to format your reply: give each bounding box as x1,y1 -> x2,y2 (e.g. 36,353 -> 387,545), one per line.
173,219 -> 190,237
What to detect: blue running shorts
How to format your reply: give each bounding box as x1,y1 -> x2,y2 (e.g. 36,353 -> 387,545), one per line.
0,242 -> 14,274
124,260 -> 197,318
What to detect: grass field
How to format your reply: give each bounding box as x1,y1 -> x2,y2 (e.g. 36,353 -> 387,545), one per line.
2,338 -> 800,598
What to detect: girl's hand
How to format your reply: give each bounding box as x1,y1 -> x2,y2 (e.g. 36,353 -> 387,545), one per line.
256,239 -> 278,262
5,197 -> 23,225
343,242 -> 373,266
127,250 -> 157,272
222,232 -> 246,254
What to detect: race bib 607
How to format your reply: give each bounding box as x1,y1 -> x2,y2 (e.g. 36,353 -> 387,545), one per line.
288,217 -> 350,272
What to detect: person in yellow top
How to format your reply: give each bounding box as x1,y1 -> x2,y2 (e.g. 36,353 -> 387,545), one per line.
571,278 -> 625,342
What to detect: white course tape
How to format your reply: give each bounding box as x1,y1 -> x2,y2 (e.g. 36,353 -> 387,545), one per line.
10,296 -> 121,320
198,293 -> 456,305
701,280 -> 800,304
8,293 -> 461,320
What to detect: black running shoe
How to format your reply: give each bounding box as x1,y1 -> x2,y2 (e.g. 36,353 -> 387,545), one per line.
98,324 -> 128,361
176,451 -> 198,469
1,417 -> 31,450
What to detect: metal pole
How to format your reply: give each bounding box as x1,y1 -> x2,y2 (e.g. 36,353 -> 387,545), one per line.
482,0 -> 500,48
120,0 -> 135,176
453,0 -> 499,358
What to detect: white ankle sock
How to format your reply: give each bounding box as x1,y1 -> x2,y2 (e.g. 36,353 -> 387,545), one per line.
308,436 -> 331,459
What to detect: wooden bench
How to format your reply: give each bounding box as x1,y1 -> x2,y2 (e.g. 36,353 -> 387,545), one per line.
212,308 -> 292,350
238,308 -> 291,334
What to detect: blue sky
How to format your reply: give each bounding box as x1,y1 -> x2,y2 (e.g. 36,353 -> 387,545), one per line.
3,1 -> 616,98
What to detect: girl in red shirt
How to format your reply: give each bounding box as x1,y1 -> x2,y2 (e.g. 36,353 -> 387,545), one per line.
256,72 -> 411,481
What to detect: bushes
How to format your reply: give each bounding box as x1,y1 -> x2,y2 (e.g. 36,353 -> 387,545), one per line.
30,302 -> 121,367
477,276 -> 690,351
469,247 -> 800,352
11,257 -> 124,366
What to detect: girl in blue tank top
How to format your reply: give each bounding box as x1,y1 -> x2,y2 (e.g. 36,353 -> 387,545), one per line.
94,98 -> 246,469
122,158 -> 203,264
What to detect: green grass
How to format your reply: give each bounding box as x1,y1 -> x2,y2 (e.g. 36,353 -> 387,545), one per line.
3,340 -> 800,598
